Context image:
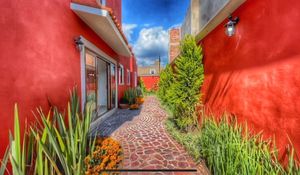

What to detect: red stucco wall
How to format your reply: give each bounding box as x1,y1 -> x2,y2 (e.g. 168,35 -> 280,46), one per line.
139,76 -> 160,91
106,0 -> 122,26
0,0 -> 134,159
200,0 -> 300,156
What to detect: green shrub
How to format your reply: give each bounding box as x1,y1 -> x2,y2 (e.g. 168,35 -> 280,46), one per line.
165,113 -> 300,175
136,86 -> 143,97
172,35 -> 204,131
158,64 -> 174,107
158,35 -> 204,131
138,79 -> 147,95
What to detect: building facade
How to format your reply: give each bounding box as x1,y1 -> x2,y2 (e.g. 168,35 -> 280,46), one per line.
0,0 -> 137,158
138,59 -> 161,91
180,0 -> 300,156
168,28 -> 181,63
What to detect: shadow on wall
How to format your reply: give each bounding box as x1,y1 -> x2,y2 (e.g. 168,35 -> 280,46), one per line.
203,71 -> 240,114
200,0 -> 300,157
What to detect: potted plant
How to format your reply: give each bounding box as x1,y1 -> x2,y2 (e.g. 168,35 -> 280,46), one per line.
129,103 -> 139,110
136,87 -> 144,105
124,88 -> 140,110
119,97 -> 129,109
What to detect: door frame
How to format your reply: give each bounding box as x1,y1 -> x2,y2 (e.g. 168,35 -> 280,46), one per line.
78,36 -> 118,116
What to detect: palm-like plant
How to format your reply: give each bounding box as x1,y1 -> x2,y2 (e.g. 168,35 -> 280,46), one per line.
1,87 -> 96,175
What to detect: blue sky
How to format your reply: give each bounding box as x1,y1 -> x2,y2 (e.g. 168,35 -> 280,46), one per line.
122,0 -> 190,66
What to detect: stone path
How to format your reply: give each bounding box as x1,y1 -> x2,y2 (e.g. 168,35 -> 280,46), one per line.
92,96 -> 209,175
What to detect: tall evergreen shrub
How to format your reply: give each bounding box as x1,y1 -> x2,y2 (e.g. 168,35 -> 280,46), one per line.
171,35 -> 204,131
138,79 -> 147,94
158,64 -> 174,106
158,35 -> 204,131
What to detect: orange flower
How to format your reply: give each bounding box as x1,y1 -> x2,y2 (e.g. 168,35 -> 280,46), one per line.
85,137 -> 123,174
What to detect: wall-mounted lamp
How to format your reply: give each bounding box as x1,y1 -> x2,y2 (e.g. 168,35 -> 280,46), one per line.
74,36 -> 83,51
225,15 -> 239,37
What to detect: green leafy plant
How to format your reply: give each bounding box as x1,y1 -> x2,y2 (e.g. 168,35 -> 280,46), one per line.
124,88 -> 138,105
165,113 -> 300,175
31,88 -> 96,175
7,104 -> 36,175
2,87 -> 97,175
158,64 -> 174,106
138,79 -> 147,95
158,35 -> 204,131
0,147 -> 10,175
136,86 -> 143,97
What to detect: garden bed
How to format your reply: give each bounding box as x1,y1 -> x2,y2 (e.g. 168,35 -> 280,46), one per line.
165,114 -> 300,175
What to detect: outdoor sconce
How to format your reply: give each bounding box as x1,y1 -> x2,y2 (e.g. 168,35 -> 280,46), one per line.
74,36 -> 84,51
225,15 -> 239,37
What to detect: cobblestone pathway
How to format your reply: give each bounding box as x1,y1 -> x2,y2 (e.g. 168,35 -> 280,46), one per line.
92,96 -> 208,175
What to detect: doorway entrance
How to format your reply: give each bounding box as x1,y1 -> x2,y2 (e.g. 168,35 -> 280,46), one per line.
85,50 -> 117,121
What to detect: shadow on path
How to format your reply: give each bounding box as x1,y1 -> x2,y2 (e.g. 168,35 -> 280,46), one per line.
90,107 -> 142,137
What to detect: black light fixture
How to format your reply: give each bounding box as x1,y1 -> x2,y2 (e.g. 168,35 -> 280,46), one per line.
74,36 -> 83,51
225,15 -> 239,37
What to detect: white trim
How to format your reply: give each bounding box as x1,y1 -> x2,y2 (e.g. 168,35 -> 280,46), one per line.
70,3 -> 131,57
105,12 -> 131,56
80,46 -> 86,111
119,64 -> 124,85
71,2 -> 108,17
127,69 -> 130,85
114,65 -> 118,107
134,72 -> 137,87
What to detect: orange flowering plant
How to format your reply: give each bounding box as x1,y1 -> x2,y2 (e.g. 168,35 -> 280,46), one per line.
84,137 -> 123,175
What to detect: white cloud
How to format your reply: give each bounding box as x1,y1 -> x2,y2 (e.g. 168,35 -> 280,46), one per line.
122,23 -> 137,41
133,26 -> 169,66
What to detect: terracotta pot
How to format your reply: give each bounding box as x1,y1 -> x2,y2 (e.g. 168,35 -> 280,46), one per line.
129,104 -> 139,110
136,97 -> 144,105
119,103 -> 129,109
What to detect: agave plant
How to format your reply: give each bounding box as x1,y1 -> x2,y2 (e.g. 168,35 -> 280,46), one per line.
1,87 -> 97,175
0,147 -> 9,175
31,87 -> 96,175
124,88 -> 138,105
2,104 -> 36,175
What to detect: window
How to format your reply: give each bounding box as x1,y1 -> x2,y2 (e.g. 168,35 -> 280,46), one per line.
134,72 -> 137,87
150,69 -> 156,75
127,69 -> 130,85
119,64 -> 124,85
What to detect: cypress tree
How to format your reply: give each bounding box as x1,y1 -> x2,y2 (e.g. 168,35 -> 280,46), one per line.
171,35 -> 204,131
158,64 -> 174,106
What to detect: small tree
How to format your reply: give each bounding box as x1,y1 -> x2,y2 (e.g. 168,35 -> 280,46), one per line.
158,64 -> 174,106
138,79 -> 147,94
171,35 -> 204,131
